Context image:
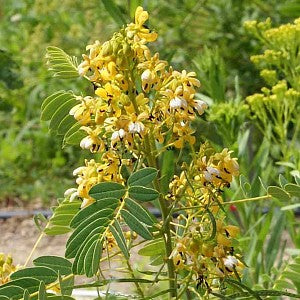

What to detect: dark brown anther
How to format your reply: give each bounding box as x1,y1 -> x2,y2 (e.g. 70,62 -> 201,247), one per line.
224,168 -> 230,174
225,229 -> 230,237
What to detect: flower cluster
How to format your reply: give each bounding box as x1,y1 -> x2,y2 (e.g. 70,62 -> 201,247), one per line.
166,146 -> 241,287
244,17 -> 300,89
0,254 -> 19,285
244,17 -> 300,161
171,215 -> 243,291
167,147 -> 239,205
65,6 -> 208,207
246,81 -> 299,142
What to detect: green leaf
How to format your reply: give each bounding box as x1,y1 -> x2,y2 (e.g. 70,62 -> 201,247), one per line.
267,186 -> 290,202
0,286 -> 23,299
101,0 -> 127,27
41,90 -> 65,111
44,198 -> 81,236
0,278 -> 40,295
279,1 -> 300,17
41,92 -> 75,121
121,209 -> 152,240
125,198 -> 156,226
285,184 -> 300,198
38,281 -> 47,300
109,219 -> 130,259
127,168 -> 158,187
46,46 -> 79,78
238,128 -> 250,156
49,97 -> 77,131
129,0 -> 143,20
225,278 -> 262,300
58,272 -> 73,296
65,200 -> 116,277
281,203 -> 300,211
265,212 -> 285,272
120,164 -> 131,181
89,182 -> 126,200
66,214 -> 111,258
23,290 -> 30,300
76,235 -> 102,277
138,239 -> 165,256
10,266 -> 58,284
64,128 -> 86,145
149,255 -> 164,266
70,199 -> 118,228
33,256 -> 72,276
63,122 -> 82,146
239,174 -> 251,197
279,174 -> 289,188
128,186 -> 159,202
57,114 -> 77,135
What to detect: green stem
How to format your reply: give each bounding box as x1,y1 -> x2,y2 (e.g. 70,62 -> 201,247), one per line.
126,260 -> 144,298
130,68 -> 176,298
173,195 -> 272,212
143,134 -> 176,299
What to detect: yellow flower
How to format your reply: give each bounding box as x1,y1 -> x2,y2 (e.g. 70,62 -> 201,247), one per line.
0,254 -> 19,285
69,96 -> 95,125
126,7 -> 158,42
80,126 -> 104,153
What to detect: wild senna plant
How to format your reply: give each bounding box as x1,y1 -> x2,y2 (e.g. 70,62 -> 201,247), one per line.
63,6 -> 242,295
1,7 -> 300,300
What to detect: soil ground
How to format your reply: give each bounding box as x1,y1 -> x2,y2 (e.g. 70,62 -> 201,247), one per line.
0,213 -> 153,298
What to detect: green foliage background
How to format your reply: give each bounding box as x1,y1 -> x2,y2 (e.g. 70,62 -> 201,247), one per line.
0,0 -> 299,297
0,0 -> 298,203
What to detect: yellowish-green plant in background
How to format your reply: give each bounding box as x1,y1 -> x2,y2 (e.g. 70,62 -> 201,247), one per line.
1,6 -> 300,300
244,18 -> 300,175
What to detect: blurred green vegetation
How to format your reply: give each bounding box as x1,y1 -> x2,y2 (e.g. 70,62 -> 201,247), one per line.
0,0 -> 298,205
0,0 -> 299,295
